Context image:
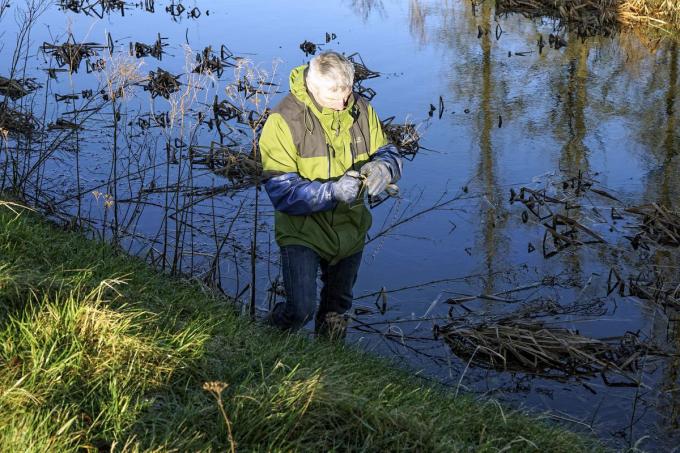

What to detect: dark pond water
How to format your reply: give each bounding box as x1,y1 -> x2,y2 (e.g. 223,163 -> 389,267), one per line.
2,0 -> 679,449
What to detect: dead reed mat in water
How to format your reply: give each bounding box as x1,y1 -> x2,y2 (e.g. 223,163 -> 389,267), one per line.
436,320 -> 656,383
497,0 -> 680,37
496,0 -> 620,37
626,204 -> 680,248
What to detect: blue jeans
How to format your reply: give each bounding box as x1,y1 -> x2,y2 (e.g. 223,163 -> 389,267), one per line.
269,245 -> 363,331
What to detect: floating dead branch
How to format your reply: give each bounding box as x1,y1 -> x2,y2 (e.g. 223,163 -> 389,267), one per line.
41,35 -> 108,73
381,116 -> 421,160
48,118 -> 82,131
131,33 -> 167,60
144,68 -> 180,99
55,93 -> 80,103
496,0 -> 620,38
626,204 -> 680,248
436,319 -> 655,383
541,214 -> 605,258
0,76 -> 39,100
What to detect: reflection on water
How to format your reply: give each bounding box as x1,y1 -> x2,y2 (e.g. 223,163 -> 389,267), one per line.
1,0 -> 680,449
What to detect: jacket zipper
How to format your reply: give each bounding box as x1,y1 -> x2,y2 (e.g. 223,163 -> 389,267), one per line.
327,143 -> 332,179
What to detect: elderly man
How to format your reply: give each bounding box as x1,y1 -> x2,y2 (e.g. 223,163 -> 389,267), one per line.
259,51 -> 402,338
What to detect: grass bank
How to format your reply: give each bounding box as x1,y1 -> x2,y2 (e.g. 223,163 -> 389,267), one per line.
0,200 -> 602,452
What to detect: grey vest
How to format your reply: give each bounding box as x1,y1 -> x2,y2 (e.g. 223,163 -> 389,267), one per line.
271,94 -> 372,165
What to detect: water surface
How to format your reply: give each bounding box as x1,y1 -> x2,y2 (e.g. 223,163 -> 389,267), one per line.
1,0 -> 679,449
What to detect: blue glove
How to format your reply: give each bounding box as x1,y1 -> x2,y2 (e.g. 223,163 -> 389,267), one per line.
331,170 -> 362,203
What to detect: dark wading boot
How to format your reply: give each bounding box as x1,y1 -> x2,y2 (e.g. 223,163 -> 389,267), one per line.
315,311 -> 349,341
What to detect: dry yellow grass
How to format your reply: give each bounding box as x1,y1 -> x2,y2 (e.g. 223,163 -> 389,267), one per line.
620,0 -> 680,30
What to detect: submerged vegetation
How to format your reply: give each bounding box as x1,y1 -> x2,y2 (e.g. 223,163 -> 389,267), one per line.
0,201 -> 601,451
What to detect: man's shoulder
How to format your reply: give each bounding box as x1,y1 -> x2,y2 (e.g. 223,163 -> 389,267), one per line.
271,93 -> 305,119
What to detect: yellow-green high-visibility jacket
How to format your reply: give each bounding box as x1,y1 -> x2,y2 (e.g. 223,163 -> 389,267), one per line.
259,64 -> 388,263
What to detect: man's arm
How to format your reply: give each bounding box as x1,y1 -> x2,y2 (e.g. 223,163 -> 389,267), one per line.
264,173 -> 336,215
260,113 -> 359,215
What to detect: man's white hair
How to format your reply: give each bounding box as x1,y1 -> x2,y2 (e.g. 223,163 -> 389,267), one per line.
306,51 -> 355,94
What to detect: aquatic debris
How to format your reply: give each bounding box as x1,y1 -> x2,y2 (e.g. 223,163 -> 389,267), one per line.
189,142 -> 262,190
0,76 -> 40,100
348,52 -> 380,82
55,93 -> 80,103
131,33 -> 167,60
144,68 -> 180,99
625,204 -> 680,248
213,97 -> 243,122
48,118 -> 82,131
381,116 -> 421,160
86,59 -> 107,73
0,105 -> 39,138
133,112 -> 169,130
542,214 -> 606,258
627,271 -> 680,308
59,0 -> 125,18
192,46 -> 235,77
436,319 -> 655,383
299,40 -> 317,56
345,53 -> 380,101
548,33 -> 568,49
496,0 -> 620,38
41,35 -> 109,73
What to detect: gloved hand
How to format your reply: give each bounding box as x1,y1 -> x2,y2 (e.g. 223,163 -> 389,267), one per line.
331,170 -> 362,203
360,160 -> 391,196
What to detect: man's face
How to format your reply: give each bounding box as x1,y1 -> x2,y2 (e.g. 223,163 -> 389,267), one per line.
313,86 -> 352,111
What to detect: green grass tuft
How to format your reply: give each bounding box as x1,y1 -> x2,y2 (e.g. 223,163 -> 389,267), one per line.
0,201 -> 604,452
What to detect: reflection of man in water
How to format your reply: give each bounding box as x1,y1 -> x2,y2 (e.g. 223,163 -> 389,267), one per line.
260,51 -> 402,338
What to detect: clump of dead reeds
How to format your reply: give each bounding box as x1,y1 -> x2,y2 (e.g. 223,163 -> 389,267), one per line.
497,0 -> 680,38
191,141 -> 262,187
626,204 -> 680,248
381,116 -> 422,159
436,319 -> 649,381
496,0 -> 620,37
620,0 -> 680,33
